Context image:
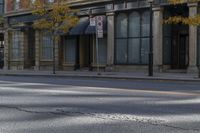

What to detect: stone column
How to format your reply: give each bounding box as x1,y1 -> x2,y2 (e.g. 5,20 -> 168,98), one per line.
153,7 -> 163,72
34,30 -> 40,70
187,2 -> 198,73
106,12 -> 115,71
3,30 -> 9,70
20,31 -> 26,70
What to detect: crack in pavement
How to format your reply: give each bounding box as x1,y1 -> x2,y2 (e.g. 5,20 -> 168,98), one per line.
1,105 -> 200,132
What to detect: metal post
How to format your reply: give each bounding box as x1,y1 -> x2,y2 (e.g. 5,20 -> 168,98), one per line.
148,2 -> 153,76
96,25 -> 100,75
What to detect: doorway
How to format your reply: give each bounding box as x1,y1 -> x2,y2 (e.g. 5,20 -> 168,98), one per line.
78,35 -> 93,71
171,30 -> 189,69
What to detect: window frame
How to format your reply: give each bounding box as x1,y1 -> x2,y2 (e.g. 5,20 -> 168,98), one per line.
10,30 -> 21,61
40,32 -> 53,61
114,9 -> 150,65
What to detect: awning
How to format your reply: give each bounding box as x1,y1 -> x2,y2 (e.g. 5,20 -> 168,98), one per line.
85,16 -> 107,35
69,17 -> 89,35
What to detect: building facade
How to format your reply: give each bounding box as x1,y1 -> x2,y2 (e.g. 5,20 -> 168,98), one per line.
4,0 -> 200,73
0,0 -> 4,69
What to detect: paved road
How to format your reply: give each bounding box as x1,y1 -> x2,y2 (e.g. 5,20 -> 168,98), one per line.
0,76 -> 200,133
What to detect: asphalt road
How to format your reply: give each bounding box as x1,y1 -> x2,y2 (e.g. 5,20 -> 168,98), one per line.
0,76 -> 200,133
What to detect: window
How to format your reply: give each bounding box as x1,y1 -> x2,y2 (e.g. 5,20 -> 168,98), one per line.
47,0 -> 54,3
11,31 -> 21,60
31,0 -> 36,4
116,13 -> 127,64
0,0 -> 4,15
115,11 -> 150,64
41,32 -> 53,60
14,0 -> 20,10
64,37 -> 76,64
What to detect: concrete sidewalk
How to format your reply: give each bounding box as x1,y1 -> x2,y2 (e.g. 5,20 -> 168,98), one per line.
0,70 -> 199,82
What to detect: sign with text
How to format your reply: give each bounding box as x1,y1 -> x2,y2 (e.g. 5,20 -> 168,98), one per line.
90,17 -> 96,26
96,16 -> 104,38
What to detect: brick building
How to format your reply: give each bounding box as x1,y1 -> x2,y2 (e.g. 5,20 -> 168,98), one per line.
3,0 -> 200,73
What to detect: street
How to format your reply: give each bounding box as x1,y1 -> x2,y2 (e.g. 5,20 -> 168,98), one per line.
0,76 -> 200,133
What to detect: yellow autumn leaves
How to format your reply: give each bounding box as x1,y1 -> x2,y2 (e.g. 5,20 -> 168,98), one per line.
32,0 -> 78,34
165,15 -> 200,26
165,0 -> 200,26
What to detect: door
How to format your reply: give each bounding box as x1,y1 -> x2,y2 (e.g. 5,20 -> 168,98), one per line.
172,33 -> 189,69
78,35 -> 93,70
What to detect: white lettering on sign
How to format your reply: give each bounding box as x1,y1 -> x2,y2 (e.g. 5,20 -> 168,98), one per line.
90,17 -> 96,26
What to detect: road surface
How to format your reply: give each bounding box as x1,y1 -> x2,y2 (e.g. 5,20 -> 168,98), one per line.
0,76 -> 200,133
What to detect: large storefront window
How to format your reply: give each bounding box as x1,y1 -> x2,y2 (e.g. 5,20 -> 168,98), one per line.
115,11 -> 150,64
11,31 -> 21,60
41,33 -> 53,60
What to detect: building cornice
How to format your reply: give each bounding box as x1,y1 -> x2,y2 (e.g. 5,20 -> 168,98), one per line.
5,0 -> 113,17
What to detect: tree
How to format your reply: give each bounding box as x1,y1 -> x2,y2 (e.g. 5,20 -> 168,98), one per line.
165,0 -> 200,25
32,0 -> 78,74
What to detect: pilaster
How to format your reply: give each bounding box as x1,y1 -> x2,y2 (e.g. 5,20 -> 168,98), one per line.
187,2 -> 198,73
21,31 -> 26,70
106,12 -> 115,71
153,7 -> 163,72
3,30 -> 9,70
34,30 -> 40,70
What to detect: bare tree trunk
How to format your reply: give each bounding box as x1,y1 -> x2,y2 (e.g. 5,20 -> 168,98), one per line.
52,35 -> 56,74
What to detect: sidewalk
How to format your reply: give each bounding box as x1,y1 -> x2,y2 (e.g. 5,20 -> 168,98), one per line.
0,70 -> 199,82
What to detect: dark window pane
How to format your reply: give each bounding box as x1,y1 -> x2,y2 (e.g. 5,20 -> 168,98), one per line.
41,33 -> 53,60
64,38 -> 76,64
163,37 -> 172,64
129,12 -> 140,37
98,38 -> 107,64
116,39 -> 127,64
141,11 -> 150,37
141,38 -> 149,64
128,39 -> 140,64
11,31 -> 21,59
116,13 -> 128,38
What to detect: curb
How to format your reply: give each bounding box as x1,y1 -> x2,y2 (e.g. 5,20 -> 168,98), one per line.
0,73 -> 200,83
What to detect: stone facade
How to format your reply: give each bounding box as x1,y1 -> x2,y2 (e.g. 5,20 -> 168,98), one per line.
3,0 -> 200,73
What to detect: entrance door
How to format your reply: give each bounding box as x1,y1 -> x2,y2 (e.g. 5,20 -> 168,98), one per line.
172,33 -> 189,69
78,35 -> 93,71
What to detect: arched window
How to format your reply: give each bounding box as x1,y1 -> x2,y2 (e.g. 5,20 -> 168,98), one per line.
129,12 -> 140,37
116,13 -> 128,38
141,11 -> 150,37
